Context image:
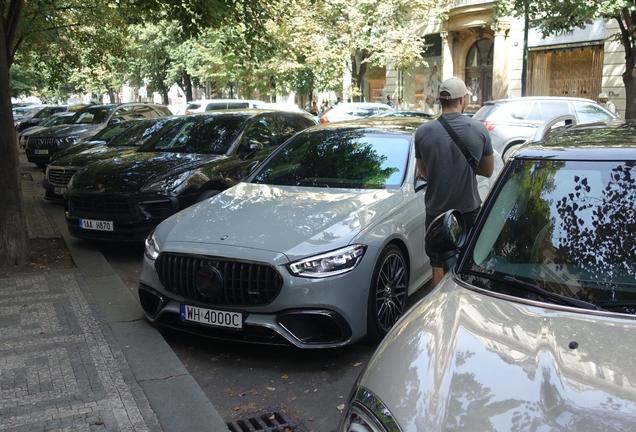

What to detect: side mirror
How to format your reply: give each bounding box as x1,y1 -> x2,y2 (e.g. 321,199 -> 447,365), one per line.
249,140 -> 263,151
425,210 -> 467,274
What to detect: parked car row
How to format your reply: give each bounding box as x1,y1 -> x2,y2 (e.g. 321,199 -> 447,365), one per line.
23,95 -> 634,429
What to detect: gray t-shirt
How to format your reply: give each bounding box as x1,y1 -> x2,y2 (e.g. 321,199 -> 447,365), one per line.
414,112 -> 493,216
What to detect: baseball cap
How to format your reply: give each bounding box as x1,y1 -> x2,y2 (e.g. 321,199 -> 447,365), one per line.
598,92 -> 608,98
439,77 -> 472,100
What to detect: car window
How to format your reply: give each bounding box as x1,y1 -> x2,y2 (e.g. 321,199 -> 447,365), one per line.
574,102 -> 614,123
486,101 -> 533,121
70,107 -> 112,125
131,105 -> 164,119
140,115 -> 247,154
355,107 -> 378,117
539,102 -> 571,121
204,103 -> 228,111
467,159 -> 636,301
228,102 -> 250,109
242,116 -> 278,150
187,103 -> 201,110
252,130 -> 411,189
277,115 -> 313,143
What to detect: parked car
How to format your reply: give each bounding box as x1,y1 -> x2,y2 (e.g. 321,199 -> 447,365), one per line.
16,104 -> 86,132
136,117 -> 503,348
12,104 -> 47,125
44,117 -> 178,202
184,99 -> 262,114
319,102 -> 395,123
64,109 -> 317,241
473,96 -> 618,160
25,103 -> 172,169
371,109 -> 435,119
339,118 -> 636,431
18,112 -> 76,149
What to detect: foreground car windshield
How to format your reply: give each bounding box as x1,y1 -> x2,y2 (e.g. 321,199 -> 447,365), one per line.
464,159 -> 636,310
138,115 -> 247,154
252,129 -> 410,189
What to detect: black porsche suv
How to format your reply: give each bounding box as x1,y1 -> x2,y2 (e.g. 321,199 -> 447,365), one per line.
64,109 -> 317,241
25,102 -> 172,170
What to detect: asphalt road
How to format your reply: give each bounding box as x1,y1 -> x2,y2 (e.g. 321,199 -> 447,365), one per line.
98,241 -> 431,432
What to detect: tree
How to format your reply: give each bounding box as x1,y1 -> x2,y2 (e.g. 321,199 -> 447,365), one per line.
0,0 -> 276,269
494,0 -> 636,119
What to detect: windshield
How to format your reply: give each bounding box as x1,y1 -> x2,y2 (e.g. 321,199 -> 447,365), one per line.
66,107 -> 113,125
138,115 -> 247,154
108,118 -> 175,147
252,129 -> 410,189
42,115 -> 72,127
89,121 -> 138,143
463,159 -> 636,311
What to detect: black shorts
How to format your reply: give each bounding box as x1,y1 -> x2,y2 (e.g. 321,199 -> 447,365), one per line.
425,207 -> 480,268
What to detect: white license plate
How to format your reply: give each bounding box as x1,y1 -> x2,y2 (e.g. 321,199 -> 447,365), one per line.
54,187 -> 65,195
181,304 -> 243,329
34,149 -> 48,155
79,219 -> 113,231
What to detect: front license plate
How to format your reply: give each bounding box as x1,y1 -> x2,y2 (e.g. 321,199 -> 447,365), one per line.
79,218 -> 113,231
181,304 -> 243,329
54,187 -> 65,195
34,149 -> 48,155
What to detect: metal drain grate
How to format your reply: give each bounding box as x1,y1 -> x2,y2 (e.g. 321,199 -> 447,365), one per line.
226,411 -> 308,432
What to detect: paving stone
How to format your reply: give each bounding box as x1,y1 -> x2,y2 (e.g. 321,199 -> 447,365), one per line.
0,272 -> 162,431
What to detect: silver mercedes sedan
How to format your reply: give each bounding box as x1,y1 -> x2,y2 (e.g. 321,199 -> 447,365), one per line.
138,117 -> 502,348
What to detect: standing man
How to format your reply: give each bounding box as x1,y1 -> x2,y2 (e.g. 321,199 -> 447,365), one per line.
386,95 -> 395,108
415,77 -> 494,287
598,92 -> 618,117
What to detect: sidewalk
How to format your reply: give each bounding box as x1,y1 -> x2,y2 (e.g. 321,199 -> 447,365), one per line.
0,151 -> 228,431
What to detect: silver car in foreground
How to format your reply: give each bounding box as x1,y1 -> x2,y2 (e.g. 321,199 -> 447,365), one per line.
138,118 -> 502,348
339,120 -> 636,431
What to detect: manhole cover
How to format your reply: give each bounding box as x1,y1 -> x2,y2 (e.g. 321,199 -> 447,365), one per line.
21,173 -> 33,181
226,411 -> 308,432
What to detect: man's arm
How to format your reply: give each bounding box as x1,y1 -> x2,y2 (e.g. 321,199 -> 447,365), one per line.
474,154 -> 494,178
416,158 -> 427,179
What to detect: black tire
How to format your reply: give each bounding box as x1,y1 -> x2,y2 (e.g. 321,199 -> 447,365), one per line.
195,189 -> 221,203
366,244 -> 408,343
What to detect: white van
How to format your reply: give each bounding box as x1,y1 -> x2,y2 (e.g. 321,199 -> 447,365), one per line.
184,99 -> 262,114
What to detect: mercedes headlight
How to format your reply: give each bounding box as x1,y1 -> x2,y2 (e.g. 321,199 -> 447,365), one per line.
288,245 -> 366,278
339,388 -> 401,432
144,230 -> 161,260
59,135 -> 79,144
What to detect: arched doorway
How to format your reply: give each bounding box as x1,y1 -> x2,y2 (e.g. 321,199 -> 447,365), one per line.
465,39 -> 493,110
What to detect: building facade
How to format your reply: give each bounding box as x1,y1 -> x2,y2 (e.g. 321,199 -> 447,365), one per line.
377,1 -> 626,116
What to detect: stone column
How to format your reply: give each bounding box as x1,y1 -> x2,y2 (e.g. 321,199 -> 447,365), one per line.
493,22 -> 510,99
441,31 -> 455,80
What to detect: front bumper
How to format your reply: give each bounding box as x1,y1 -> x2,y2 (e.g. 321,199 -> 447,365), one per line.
138,245 -> 379,348
65,191 -> 195,242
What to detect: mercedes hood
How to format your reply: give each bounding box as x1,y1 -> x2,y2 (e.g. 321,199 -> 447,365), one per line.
156,182 -> 403,259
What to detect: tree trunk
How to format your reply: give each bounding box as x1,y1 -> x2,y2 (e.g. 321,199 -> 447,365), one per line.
623,69 -> 636,119
351,50 -> 369,102
182,68 -> 193,102
0,4 -> 29,268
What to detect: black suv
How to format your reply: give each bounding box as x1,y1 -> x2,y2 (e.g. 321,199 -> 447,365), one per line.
25,103 -> 172,169
64,109 -> 317,241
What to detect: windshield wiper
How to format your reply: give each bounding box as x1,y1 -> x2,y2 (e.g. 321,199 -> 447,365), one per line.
462,269 -> 604,311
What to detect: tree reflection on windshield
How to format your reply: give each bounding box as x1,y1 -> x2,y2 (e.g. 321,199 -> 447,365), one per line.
253,129 -> 408,189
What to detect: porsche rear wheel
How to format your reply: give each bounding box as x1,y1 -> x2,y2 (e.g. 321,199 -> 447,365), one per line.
366,244 -> 408,343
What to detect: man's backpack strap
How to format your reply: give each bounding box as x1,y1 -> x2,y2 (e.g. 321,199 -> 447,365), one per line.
437,116 -> 477,170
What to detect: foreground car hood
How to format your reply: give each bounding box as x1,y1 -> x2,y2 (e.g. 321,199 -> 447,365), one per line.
70,152 -> 222,193
360,280 -> 636,431
158,182 -> 402,259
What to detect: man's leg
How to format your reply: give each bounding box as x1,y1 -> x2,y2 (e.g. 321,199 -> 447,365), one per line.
431,266 -> 444,288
